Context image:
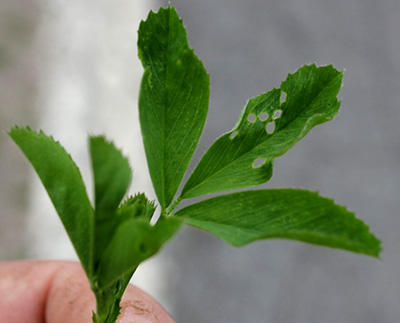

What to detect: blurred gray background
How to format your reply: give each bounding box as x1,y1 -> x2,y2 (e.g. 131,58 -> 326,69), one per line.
1,0 -> 399,322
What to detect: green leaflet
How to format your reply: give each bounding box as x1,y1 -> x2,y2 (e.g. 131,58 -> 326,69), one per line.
138,6 -> 209,208
90,136 -> 131,216
96,217 -> 183,289
176,189 -> 381,257
89,136 -> 132,266
181,64 -> 343,198
8,127 -> 94,275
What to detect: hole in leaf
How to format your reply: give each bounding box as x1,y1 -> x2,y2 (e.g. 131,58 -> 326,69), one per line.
266,121 -> 275,134
273,110 -> 282,119
230,131 -> 238,140
247,113 -> 256,123
281,91 -> 287,102
259,112 -> 269,121
253,158 -> 266,168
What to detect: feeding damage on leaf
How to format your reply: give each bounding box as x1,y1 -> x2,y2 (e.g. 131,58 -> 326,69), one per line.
8,5 -> 381,323
181,64 -> 343,199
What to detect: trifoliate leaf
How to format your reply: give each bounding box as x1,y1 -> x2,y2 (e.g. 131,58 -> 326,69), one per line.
176,189 -> 381,257
181,64 -> 343,198
138,6 -> 209,207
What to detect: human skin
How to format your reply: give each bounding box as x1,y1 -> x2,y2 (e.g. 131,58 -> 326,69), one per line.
0,260 -> 175,323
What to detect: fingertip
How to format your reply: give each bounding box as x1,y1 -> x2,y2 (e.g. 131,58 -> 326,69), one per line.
117,285 -> 175,323
0,260 -> 61,323
45,261 -> 95,323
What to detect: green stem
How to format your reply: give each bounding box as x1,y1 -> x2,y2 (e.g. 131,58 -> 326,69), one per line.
92,269 -> 137,323
92,288 -> 120,323
162,196 -> 182,218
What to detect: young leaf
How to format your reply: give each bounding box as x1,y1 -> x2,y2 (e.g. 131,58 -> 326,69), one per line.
138,6 -> 209,208
8,127 -> 94,275
96,217 -> 183,289
89,136 -> 132,265
176,189 -> 381,257
117,193 -> 156,221
181,64 -> 343,198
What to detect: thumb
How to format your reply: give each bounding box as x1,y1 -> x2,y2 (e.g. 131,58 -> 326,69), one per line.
0,260 -> 175,323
